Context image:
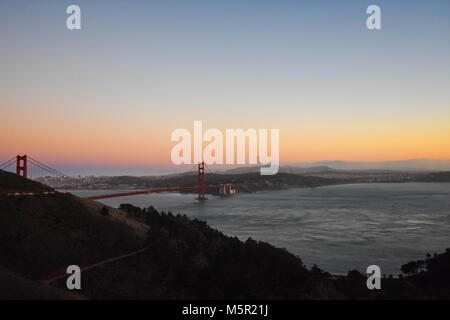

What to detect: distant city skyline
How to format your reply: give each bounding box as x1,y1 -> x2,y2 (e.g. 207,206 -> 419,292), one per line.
1,0 -> 449,168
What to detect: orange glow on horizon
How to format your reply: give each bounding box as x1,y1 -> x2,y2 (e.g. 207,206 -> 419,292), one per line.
2,99 -> 450,167
2,122 -> 449,166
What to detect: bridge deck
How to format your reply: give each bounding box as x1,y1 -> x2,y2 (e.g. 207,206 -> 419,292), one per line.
83,185 -> 223,200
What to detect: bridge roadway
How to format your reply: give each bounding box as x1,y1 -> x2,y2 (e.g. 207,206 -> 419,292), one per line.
84,184 -> 224,201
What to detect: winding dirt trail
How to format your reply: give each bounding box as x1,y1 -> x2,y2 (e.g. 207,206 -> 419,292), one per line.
41,246 -> 150,286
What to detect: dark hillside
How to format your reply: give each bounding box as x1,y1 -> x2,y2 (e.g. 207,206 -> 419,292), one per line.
0,169 -> 52,193
0,192 -> 143,279
78,205 -> 319,299
0,266 -> 82,300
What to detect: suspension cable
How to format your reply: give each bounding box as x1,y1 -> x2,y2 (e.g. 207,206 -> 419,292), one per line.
0,156 -> 17,169
27,156 -> 74,179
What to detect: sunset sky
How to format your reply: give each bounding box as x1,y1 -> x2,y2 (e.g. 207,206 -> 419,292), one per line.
1,0 -> 449,172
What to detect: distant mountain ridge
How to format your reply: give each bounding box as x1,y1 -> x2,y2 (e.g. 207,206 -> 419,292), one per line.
290,159 -> 450,171
223,159 -> 450,174
225,165 -> 337,175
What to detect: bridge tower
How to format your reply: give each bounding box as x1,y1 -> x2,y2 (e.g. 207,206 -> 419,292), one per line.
198,161 -> 206,200
16,155 -> 27,178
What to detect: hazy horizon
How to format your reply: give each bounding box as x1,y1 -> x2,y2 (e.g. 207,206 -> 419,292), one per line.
2,158 -> 448,177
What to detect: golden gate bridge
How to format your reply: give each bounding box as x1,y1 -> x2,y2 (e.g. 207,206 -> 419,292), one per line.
0,155 -> 235,200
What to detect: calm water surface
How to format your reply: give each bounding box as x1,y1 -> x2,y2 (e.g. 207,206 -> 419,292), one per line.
72,182 -> 450,275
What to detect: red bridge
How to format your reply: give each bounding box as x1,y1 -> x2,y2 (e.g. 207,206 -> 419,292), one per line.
0,155 -> 234,201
